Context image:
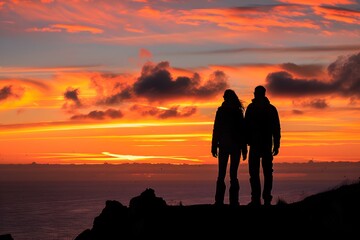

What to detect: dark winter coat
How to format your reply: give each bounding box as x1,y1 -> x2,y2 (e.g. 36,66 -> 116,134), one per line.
245,96 -> 281,150
211,101 -> 247,154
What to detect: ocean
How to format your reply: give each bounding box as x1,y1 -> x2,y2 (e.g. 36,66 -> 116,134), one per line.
0,162 -> 359,240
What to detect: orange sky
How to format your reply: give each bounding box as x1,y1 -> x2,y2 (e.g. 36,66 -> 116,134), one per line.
0,0 -> 359,164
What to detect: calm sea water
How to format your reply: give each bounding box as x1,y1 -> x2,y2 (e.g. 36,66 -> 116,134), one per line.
0,163 -> 359,240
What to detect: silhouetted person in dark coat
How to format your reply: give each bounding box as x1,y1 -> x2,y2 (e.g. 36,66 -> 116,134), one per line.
211,89 -> 247,206
245,85 -> 281,206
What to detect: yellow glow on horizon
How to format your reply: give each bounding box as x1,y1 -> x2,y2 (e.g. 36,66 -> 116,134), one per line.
102,151 -> 202,162
35,152 -> 203,163
0,121 -> 213,134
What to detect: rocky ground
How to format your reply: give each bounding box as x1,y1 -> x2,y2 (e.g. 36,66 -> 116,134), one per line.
72,181 -> 359,239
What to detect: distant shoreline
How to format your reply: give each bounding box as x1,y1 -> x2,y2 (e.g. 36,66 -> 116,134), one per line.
1,161 -> 359,184
0,160 -> 359,165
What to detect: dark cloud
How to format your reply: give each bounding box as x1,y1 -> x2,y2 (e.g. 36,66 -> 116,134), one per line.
63,87 -> 82,112
293,99 -> 329,109
280,63 -> 325,78
70,108 -> 123,120
158,106 -> 197,119
265,71 -> 331,97
0,86 -> 14,101
327,52 -> 360,98
133,61 -> 228,101
265,52 -> 360,99
61,61 -> 227,120
64,88 -> 80,103
91,73 -> 133,106
305,99 -> 328,109
131,104 -> 197,119
292,109 -> 304,115
97,87 -> 132,105
0,85 -> 23,101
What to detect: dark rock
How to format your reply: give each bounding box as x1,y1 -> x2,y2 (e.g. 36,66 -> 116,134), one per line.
74,200 -> 130,240
74,229 -> 91,240
0,234 -> 13,240
129,188 -> 167,209
74,181 -> 360,239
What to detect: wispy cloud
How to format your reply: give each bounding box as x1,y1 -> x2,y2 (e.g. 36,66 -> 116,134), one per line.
70,108 -> 124,120
278,0 -> 356,6
314,5 -> 360,24
173,44 -> 360,55
27,24 -> 103,34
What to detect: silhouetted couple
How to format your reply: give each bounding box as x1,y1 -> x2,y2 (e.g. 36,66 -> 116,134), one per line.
211,86 -> 281,206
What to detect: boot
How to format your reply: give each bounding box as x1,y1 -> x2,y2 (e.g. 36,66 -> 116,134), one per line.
215,180 -> 226,206
229,179 -> 239,206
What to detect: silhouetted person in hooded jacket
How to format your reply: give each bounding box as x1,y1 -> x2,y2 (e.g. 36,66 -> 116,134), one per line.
211,89 -> 247,206
245,85 -> 281,206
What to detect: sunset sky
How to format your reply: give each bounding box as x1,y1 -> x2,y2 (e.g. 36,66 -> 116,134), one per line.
0,0 -> 359,164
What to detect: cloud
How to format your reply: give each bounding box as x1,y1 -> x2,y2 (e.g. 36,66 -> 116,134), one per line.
327,52 -> 360,98
178,5 -> 319,32
131,104 -> 197,119
278,0 -> 356,5
133,61 -> 228,101
181,44 -> 360,55
62,87 -> 82,112
97,87 -> 133,106
59,61 -> 227,120
292,109 -> 304,114
51,24 -> 103,34
314,5 -> 360,24
64,87 -> 80,103
70,108 -> 123,120
265,71 -> 332,97
265,52 -> 360,99
293,99 -> 329,109
0,85 -> 24,101
0,86 -> 15,101
139,48 -> 152,59
26,24 -> 103,34
280,63 -> 325,78
90,73 -> 133,106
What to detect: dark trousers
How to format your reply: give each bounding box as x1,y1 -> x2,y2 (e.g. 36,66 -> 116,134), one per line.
215,147 -> 241,205
248,146 -> 273,204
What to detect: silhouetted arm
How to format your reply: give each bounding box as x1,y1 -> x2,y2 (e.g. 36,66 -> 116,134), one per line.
272,106 -> 281,156
211,109 -> 220,158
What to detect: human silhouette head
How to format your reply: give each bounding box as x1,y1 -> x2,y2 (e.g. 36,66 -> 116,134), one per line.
223,89 -> 237,101
223,89 -> 242,108
254,85 -> 266,98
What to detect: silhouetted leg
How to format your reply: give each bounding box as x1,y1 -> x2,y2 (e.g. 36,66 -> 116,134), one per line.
215,180 -> 226,205
215,148 -> 229,205
229,179 -> 239,206
262,152 -> 273,205
229,149 -> 240,206
248,147 -> 261,205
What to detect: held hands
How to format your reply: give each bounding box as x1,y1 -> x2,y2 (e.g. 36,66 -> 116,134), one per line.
242,146 -> 248,161
242,150 -> 247,161
211,146 -> 218,158
272,147 -> 279,156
